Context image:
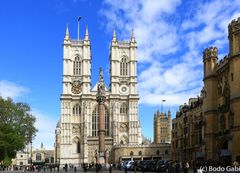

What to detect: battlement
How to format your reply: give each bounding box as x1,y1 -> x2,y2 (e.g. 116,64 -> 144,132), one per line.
228,17 -> 240,35
217,55 -> 229,66
203,47 -> 218,59
215,55 -> 229,71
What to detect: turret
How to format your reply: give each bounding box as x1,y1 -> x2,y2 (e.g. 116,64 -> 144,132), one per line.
228,17 -> 240,56
111,29 -> 117,46
84,25 -> 89,41
130,29 -> 136,44
203,47 -> 218,79
64,24 -> 71,44
167,110 -> 171,116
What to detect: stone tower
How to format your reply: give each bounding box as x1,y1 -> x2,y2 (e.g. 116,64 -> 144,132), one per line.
109,29 -> 141,145
228,18 -> 240,161
203,47 -> 218,159
60,25 -> 91,165
154,110 -> 171,144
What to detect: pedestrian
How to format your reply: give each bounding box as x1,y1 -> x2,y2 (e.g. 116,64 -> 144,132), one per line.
65,164 -> 68,172
96,163 -> 98,173
176,161 -> 180,173
184,161 -> 189,173
109,163 -> 112,173
125,164 -> 128,173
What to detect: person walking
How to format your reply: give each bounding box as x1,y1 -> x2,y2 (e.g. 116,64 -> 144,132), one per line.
109,163 -> 112,173
183,161 -> 189,173
124,164 -> 128,173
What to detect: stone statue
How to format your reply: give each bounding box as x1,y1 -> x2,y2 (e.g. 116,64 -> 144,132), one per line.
99,67 -> 103,81
97,67 -> 106,97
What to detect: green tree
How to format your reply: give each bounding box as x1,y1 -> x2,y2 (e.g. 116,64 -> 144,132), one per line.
0,97 -> 37,162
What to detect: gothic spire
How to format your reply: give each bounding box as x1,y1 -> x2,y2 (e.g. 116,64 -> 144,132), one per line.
130,28 -> 136,43
84,24 -> 89,40
64,24 -> 70,40
112,29 -> 117,42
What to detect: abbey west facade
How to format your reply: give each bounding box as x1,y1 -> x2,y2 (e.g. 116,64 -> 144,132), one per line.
55,25 -> 142,165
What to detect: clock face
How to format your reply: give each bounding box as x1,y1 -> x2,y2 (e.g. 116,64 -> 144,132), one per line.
120,85 -> 129,94
71,80 -> 82,94
121,86 -> 127,92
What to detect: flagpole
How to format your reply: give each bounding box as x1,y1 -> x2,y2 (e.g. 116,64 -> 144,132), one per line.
161,99 -> 166,113
78,16 -> 81,40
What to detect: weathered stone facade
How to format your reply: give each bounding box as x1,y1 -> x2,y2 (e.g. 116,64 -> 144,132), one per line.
172,97 -> 203,161
13,143 -> 54,167
172,17 -> 240,163
55,26 -> 142,166
154,110 -> 171,144
111,143 -> 171,163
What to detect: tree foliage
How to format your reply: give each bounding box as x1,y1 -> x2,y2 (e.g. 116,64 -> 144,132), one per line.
0,97 -> 37,161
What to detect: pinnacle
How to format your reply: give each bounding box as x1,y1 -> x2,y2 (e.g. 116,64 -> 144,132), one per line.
112,29 -> 117,42
84,25 -> 89,40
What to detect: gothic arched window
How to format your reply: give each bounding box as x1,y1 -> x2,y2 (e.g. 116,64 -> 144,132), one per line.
72,104 -> 81,115
77,141 -> 81,153
92,106 -> 110,136
36,153 -> 41,161
120,56 -> 128,76
73,56 -> 81,76
73,137 -> 80,153
92,108 -> 98,136
120,103 -> 128,121
120,103 -> 128,114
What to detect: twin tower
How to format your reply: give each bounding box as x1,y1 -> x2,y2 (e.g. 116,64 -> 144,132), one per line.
57,24 -> 142,165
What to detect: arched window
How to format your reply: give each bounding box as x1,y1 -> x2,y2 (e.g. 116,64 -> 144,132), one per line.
92,108 -> 98,136
36,153 -> 41,161
77,141 -> 80,153
156,150 -> 160,156
165,150 -> 168,155
92,106 -> 110,136
72,104 -> 81,115
120,103 -> 128,121
73,137 -> 80,153
120,103 -> 128,114
73,56 -> 81,75
120,57 -> 128,76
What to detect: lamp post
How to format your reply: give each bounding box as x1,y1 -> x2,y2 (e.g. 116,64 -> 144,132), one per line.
30,140 -> 32,167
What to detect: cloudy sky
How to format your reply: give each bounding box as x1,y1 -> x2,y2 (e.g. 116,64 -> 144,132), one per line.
0,0 -> 240,149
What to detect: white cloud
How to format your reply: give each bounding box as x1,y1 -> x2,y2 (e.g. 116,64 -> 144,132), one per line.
31,110 -> 59,149
100,0 -> 240,107
0,80 -> 28,99
100,0 -> 181,62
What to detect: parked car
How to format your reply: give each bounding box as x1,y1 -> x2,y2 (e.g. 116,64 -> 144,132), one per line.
125,161 -> 134,170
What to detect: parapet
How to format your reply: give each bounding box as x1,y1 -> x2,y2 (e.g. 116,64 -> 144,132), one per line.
203,47 -> 218,60
228,17 -> 240,35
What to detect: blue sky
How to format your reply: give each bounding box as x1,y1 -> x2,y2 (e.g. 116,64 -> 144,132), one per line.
0,0 -> 240,149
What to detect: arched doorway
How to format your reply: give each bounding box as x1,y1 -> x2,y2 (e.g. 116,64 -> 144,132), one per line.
219,140 -> 231,166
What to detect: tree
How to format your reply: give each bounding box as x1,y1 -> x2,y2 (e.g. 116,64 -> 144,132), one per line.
0,97 -> 37,163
